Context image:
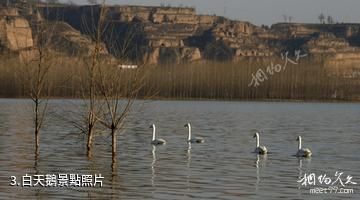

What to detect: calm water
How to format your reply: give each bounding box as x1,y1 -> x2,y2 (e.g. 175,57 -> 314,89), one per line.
0,99 -> 359,200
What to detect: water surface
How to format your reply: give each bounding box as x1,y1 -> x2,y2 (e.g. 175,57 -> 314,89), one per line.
0,99 -> 359,199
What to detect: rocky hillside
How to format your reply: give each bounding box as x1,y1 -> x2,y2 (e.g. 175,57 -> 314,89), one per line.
0,2 -> 109,62
1,2 -> 360,77
39,5 -> 261,64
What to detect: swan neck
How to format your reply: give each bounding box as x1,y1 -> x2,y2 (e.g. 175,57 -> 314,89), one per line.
256,135 -> 259,148
187,125 -> 192,141
298,137 -> 302,150
152,126 -> 156,141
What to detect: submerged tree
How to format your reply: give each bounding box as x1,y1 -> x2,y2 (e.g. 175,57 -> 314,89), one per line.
18,10 -> 57,153
96,65 -> 145,165
78,0 -> 109,156
32,23 -> 56,152
96,3 -> 146,164
79,1 -> 146,165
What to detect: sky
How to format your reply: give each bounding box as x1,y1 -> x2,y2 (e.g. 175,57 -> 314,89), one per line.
60,0 -> 360,25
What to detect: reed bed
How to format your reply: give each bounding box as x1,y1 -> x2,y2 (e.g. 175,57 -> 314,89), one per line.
0,55 -> 359,101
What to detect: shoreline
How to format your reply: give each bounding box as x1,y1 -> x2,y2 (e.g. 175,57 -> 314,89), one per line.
1,96 -> 359,104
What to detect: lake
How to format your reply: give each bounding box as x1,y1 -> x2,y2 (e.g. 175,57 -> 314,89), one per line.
0,99 -> 359,199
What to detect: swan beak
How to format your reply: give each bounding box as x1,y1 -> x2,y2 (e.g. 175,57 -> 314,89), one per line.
184,124 -> 188,127
149,125 -> 153,128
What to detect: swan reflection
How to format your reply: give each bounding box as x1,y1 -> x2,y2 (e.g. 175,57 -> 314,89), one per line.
151,145 -> 157,188
186,142 -> 192,192
297,157 -> 311,190
255,154 -> 267,192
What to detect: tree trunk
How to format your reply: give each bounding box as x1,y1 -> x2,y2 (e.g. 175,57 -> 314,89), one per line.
87,125 -> 94,152
35,129 -> 39,150
111,128 -> 117,164
35,99 -> 40,150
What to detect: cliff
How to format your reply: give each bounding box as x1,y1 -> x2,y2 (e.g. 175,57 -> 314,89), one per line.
0,4 -> 109,61
37,5 -> 360,66
1,2 -> 360,78
0,8 -> 32,52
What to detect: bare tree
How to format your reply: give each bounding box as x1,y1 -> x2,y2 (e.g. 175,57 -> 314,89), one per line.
96,63 -> 145,165
98,6 -> 144,165
78,1 -> 146,165
19,14 -> 57,154
78,0 -> 109,156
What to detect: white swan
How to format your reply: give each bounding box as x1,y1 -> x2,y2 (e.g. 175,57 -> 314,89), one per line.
185,123 -> 204,143
253,132 -> 268,155
150,124 -> 166,145
296,136 -> 312,157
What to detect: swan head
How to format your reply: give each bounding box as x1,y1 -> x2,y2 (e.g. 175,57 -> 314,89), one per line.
253,132 -> 259,138
149,124 -> 155,129
296,136 -> 301,141
184,123 -> 190,128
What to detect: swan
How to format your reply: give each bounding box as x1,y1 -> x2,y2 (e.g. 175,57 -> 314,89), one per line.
296,136 -> 312,157
184,123 -> 204,143
150,124 -> 166,145
253,132 -> 268,155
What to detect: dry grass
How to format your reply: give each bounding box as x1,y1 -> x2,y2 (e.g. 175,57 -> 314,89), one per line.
141,58 -> 360,101
1,55 -> 359,101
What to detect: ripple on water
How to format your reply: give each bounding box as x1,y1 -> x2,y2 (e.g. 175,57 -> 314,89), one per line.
0,99 -> 359,199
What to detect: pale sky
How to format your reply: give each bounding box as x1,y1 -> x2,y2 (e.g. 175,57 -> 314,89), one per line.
60,0 -> 360,25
